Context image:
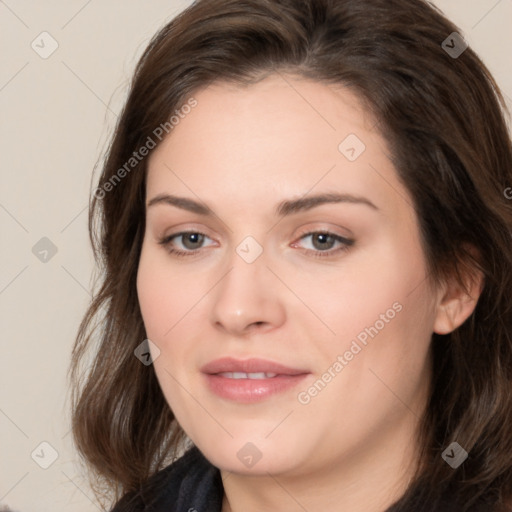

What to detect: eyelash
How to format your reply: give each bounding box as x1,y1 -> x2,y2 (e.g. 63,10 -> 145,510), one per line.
158,231 -> 354,259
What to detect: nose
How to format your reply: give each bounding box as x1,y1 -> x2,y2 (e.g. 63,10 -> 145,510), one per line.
210,250 -> 286,336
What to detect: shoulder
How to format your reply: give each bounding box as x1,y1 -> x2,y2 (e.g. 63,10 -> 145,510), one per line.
110,445 -> 223,512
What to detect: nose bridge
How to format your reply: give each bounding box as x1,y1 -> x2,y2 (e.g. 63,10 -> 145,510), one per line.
210,241 -> 286,334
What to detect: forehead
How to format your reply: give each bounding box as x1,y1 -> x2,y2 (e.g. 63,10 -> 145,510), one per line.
154,74 -> 378,162
146,74 -> 410,220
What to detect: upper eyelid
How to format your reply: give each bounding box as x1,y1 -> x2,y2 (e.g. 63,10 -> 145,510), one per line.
291,231 -> 354,247
293,227 -> 353,242
158,224 -> 216,240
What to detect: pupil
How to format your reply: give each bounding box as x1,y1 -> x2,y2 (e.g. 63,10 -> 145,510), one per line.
313,233 -> 334,250
183,233 -> 204,249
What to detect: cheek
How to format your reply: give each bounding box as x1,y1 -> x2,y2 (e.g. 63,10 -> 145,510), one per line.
298,284 -> 434,443
136,248 -> 201,405
325,266 -> 436,407
309,247 -> 436,370
136,245 -> 207,339
278,253 -> 417,348
137,250 -> 167,337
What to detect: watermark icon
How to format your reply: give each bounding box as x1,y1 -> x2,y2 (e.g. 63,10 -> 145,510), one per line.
31,31 -> 59,59
338,133 -> 366,162
31,441 -> 59,469
32,237 -> 58,263
236,236 -> 263,263
134,339 -> 161,366
441,32 -> 468,59
237,442 -> 262,468
297,301 -> 403,405
93,97 -> 198,200
504,187 -> 512,200
442,441 -> 468,469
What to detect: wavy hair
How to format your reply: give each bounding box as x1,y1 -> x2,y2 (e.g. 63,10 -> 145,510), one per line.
70,0 -> 512,509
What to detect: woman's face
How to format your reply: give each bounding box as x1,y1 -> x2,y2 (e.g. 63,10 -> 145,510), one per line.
137,75 -> 444,477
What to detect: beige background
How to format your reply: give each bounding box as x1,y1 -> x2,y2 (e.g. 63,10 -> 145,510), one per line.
1,1 -> 511,510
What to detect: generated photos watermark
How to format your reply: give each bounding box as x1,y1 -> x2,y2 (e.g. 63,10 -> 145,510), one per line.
93,97 -> 198,200
297,301 -> 403,405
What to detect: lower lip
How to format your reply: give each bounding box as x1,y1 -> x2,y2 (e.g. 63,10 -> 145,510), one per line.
204,373 -> 309,403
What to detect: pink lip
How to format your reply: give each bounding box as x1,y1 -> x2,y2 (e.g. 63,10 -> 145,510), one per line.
201,357 -> 310,403
201,357 -> 308,375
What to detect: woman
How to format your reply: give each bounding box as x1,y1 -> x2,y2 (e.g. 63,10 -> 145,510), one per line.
70,0 -> 512,510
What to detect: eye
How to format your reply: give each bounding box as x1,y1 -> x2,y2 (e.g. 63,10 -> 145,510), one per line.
292,231 -> 354,257
158,231 -> 216,256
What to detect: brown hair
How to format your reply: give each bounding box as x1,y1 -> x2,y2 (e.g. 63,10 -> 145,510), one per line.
70,0 -> 512,509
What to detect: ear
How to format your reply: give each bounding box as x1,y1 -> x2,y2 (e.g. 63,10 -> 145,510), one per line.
433,256 -> 484,335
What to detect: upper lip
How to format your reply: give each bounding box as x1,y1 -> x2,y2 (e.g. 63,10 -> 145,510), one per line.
201,357 -> 309,376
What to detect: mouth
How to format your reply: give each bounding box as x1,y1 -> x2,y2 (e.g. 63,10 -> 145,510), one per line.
201,357 -> 310,403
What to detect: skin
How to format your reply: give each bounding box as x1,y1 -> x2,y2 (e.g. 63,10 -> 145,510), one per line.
136,74 -> 482,512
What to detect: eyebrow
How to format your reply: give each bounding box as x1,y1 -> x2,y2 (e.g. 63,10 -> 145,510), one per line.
276,192 -> 378,215
147,194 -> 212,215
147,192 -> 378,216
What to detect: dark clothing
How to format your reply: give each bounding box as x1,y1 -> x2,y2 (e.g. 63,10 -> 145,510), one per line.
111,446 -> 499,512
111,446 -> 223,512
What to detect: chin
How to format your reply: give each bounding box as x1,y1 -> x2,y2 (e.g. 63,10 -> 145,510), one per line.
195,435 -> 306,475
